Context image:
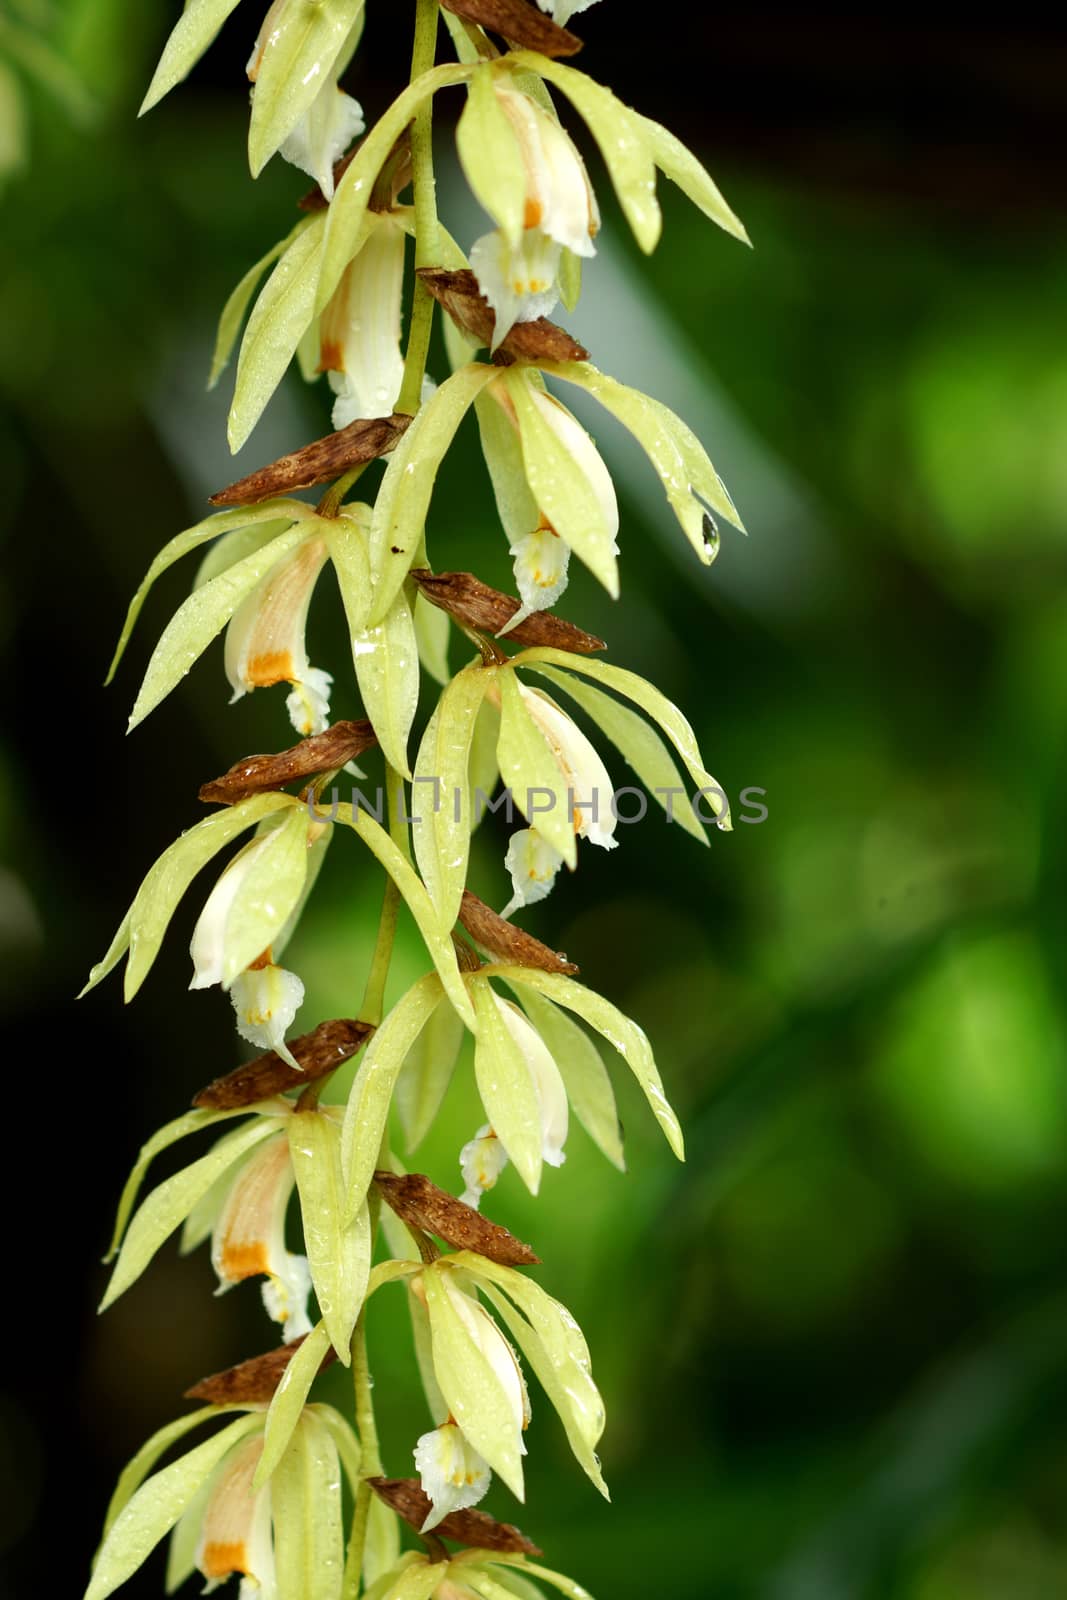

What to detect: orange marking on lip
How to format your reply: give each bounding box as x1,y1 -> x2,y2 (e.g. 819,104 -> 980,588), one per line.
318,337 -> 344,373
200,1541 -> 252,1579
246,650 -> 294,687
524,197 -> 543,229
219,1240 -> 271,1280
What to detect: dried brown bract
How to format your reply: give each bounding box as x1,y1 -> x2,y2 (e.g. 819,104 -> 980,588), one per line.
368,1477 -> 543,1554
459,890 -> 579,975
198,720 -> 377,805
184,1334 -> 336,1404
373,1170 -> 540,1266
208,414 -> 411,507
410,569 -> 605,654
440,0 -> 581,57
416,268 -> 588,364
193,1018 -> 374,1109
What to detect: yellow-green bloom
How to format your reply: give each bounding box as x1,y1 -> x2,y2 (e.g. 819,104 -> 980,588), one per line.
477,369 -> 617,620
247,0 -> 365,198
101,1099 -> 372,1361
85,1403 -> 357,1600
461,79 -> 599,345
416,1262 -> 531,1501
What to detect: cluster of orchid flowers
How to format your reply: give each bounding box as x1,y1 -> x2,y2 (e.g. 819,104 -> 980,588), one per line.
84,2 -> 748,1598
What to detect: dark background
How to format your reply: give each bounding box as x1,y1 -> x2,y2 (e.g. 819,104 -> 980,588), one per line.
3,5 -> 1067,1597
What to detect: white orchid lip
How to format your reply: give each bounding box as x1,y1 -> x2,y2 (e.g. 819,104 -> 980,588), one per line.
470,227 -> 562,350
320,213 -> 407,428
211,1132 -> 312,1341
196,1434 -> 275,1600
460,1124 -> 509,1210
279,78 -> 364,201
231,962 -> 305,1070
501,827 -> 565,918
414,1419 -> 491,1530
224,534 -> 332,736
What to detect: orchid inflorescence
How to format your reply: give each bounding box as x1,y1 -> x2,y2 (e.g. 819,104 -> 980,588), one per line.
83,2 -> 748,1597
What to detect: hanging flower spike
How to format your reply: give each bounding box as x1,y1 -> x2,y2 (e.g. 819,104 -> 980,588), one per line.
211,1130 -> 312,1341
459,70 -> 600,346
224,530 -> 333,737
320,213 -> 408,429
501,827 -> 565,918
413,1420 -> 492,1530
194,1434 -> 275,1600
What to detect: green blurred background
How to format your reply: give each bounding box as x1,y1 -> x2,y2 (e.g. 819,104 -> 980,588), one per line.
4,5 -> 1067,1597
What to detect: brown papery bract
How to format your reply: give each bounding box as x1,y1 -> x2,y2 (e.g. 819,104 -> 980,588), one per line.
193,1018 -> 374,1109
373,1169 -> 541,1265
209,414 -> 411,506
459,890 -> 579,975
368,1476 -> 543,1554
410,569 -> 604,654
184,1334 -> 337,1404
198,720 -> 378,804
440,0 -> 581,56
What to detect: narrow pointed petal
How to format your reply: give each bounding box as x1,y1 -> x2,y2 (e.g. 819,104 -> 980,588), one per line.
247,0 -> 365,178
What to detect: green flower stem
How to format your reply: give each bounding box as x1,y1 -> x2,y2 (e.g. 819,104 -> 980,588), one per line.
318,461 -> 368,519
342,1298 -> 384,1600
396,0 -> 441,418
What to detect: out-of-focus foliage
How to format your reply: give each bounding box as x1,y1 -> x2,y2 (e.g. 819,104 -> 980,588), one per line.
3,7 -> 1067,1599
